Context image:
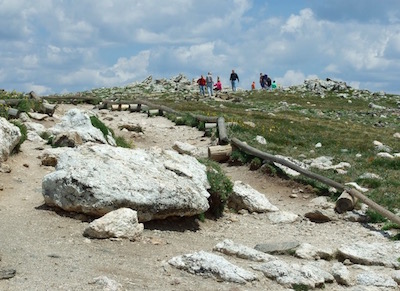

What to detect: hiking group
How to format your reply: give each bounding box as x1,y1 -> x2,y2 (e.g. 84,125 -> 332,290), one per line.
196,69 -> 276,96
259,73 -> 276,90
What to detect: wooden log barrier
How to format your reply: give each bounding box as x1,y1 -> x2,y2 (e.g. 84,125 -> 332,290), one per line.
120,104 -> 129,111
111,104 -> 120,111
7,108 -> 19,119
40,103 -> 57,116
205,123 -> 217,129
208,144 -> 232,162
231,137 -> 400,225
129,104 -> 141,112
147,109 -> 160,117
335,190 -> 358,213
217,117 -> 229,145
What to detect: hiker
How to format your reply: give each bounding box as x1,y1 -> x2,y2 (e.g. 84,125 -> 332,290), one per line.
266,75 -> 272,89
206,72 -> 214,96
230,69 -> 239,92
259,73 -> 265,89
271,80 -> 277,90
214,77 -> 222,92
197,75 -> 206,96
251,81 -> 256,90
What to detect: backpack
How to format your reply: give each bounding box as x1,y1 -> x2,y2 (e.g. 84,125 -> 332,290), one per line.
267,77 -> 272,87
206,75 -> 213,83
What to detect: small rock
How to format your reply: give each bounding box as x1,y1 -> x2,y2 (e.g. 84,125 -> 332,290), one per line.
289,194 -> 298,198
305,209 -> 335,223
254,241 -> 300,255
0,268 -> 16,280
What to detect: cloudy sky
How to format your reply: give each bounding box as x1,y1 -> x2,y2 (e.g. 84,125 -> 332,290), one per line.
1,0 -> 400,95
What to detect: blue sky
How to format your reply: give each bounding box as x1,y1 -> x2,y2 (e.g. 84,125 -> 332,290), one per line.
1,0 -> 400,95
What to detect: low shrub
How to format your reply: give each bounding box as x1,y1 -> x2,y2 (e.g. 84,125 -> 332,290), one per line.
199,159 -> 233,218
10,120 -> 27,153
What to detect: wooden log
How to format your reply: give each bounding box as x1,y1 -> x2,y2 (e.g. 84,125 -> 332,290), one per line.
205,123 -> 217,129
40,103 -> 57,116
129,104 -> 141,112
208,144 -> 232,162
193,115 -> 219,123
120,104 -> 130,111
29,91 -> 41,101
7,108 -> 19,118
335,191 -> 358,213
231,137 -> 400,225
111,104 -> 120,111
147,109 -> 160,117
217,116 -> 229,145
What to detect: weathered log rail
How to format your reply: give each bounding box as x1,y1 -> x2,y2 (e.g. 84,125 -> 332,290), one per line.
230,137 -> 400,225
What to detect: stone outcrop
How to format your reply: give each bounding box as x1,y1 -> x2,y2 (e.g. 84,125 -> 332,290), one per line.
168,251 -> 258,284
0,117 -> 21,162
42,143 -> 210,222
48,108 -> 116,146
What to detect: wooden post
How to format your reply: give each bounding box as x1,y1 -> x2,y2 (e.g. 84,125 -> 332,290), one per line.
147,109 -> 159,117
129,104 -> 141,112
217,117 -> 229,145
120,104 -> 129,111
40,103 -> 57,116
111,104 -> 120,111
205,123 -> 217,129
335,191 -> 358,213
208,144 -> 232,162
7,108 -> 19,119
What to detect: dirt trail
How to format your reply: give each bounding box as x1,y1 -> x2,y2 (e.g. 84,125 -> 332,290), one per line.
0,104 -> 390,290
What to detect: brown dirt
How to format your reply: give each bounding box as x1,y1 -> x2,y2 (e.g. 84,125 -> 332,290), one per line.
0,104 -> 388,290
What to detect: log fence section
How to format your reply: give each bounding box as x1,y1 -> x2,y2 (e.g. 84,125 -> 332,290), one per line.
230,137 -> 400,225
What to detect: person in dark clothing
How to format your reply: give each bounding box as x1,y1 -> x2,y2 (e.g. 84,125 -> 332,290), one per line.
229,69 -> 239,92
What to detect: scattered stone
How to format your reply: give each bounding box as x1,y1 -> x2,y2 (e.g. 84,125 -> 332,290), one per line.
83,208 -> 144,240
243,121 -> 256,128
356,271 -> 397,288
337,241 -> 400,268
331,262 -> 352,286
289,193 -> 298,198
304,209 -> 336,223
253,259 -> 334,289
168,251 -> 258,284
89,276 -> 121,290
345,182 -> 369,193
267,211 -> 299,224
394,132 -> 400,139
377,152 -> 394,159
0,268 -> 16,280
315,142 -> 322,148
254,241 -> 300,255
391,270 -> 400,284
228,181 -> 279,213
255,135 -> 266,145
359,173 -> 382,180
213,239 -> 277,262
373,140 -> 392,152
295,243 -> 335,260
172,141 -> 197,156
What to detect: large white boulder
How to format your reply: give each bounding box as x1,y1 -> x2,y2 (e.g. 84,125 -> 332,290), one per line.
48,108 -> 116,146
0,117 -> 21,162
42,144 -> 210,222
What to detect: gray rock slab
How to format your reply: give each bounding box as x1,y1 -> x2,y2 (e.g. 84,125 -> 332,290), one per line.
213,239 -> 277,262
254,241 -> 300,255
168,251 -> 258,284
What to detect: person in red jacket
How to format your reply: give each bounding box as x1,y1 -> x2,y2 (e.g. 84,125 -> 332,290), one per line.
214,76 -> 222,92
197,75 -> 206,96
